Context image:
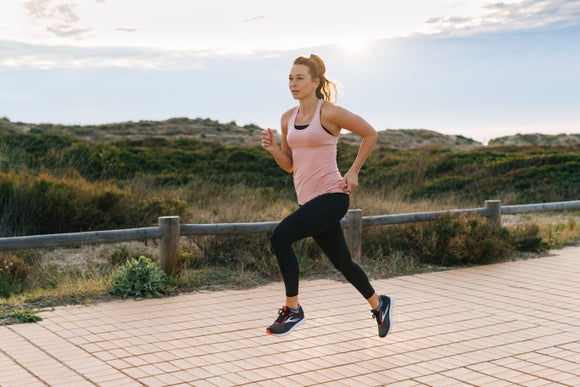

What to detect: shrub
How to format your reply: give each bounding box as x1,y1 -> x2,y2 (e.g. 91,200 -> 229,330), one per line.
363,214 -> 513,267
0,253 -> 31,298
0,171 -> 190,236
412,175 -> 472,198
509,223 -> 549,252
109,246 -> 147,267
110,256 -> 169,299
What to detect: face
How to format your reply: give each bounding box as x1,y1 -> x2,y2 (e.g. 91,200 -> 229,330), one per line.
289,64 -> 319,100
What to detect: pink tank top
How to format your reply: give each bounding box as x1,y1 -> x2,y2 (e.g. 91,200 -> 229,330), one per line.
287,99 -> 345,205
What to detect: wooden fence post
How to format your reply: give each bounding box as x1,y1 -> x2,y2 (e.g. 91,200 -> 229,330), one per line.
159,216 -> 180,275
344,209 -> 362,262
485,200 -> 502,226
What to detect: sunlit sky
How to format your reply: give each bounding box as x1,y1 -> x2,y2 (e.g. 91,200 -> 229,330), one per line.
1,0 -> 580,143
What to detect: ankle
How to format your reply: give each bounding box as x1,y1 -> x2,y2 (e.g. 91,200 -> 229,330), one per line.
286,296 -> 299,310
367,293 -> 380,310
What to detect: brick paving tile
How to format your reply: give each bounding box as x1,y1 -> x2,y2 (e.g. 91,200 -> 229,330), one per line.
318,380 -> 355,387
512,379 -> 555,387
509,373 -> 548,385
387,381 -> 428,387
344,374 -> 384,386
1,246 -> 579,386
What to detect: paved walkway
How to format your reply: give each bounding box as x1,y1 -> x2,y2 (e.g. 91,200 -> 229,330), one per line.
1,246 -> 579,386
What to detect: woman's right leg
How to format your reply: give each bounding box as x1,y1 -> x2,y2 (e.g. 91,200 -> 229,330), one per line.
267,205 -> 316,336
270,206 -> 312,300
270,193 -> 347,300
267,195 -> 344,336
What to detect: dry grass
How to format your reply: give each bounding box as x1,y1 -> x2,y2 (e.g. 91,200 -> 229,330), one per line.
1,193 -> 578,325
350,188 -> 482,216
503,212 -> 580,248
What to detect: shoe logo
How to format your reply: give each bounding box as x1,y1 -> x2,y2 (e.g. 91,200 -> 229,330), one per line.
277,312 -> 302,325
380,302 -> 390,324
285,315 -> 302,324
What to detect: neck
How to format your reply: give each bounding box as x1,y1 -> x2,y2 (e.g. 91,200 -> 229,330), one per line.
298,97 -> 319,118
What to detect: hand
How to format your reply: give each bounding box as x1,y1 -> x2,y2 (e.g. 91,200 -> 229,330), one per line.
261,128 -> 277,152
342,171 -> 359,194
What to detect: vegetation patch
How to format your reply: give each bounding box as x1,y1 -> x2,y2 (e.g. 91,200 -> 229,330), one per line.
0,123 -> 578,324
0,309 -> 42,325
111,256 -> 169,300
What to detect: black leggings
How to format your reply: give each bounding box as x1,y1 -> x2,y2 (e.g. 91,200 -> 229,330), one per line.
271,193 -> 375,299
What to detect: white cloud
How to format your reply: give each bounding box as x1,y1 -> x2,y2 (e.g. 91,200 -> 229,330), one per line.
24,0 -> 79,22
116,28 -> 138,33
46,26 -> 92,39
23,0 -> 93,40
426,0 -> 580,34
0,39 -> 280,70
2,0 -> 578,71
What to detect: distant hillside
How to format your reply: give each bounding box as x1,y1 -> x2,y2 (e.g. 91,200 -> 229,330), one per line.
0,117 -> 263,146
341,129 -> 481,149
1,117 -> 483,150
1,117 -> 576,149
489,133 -> 580,146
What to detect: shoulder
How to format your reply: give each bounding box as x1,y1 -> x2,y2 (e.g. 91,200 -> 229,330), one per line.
320,101 -> 357,134
280,106 -> 297,134
281,106 -> 297,121
321,101 -> 351,120
320,101 -> 374,136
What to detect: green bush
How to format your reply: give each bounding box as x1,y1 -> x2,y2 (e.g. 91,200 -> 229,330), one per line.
509,224 -> 549,252
110,256 -> 169,299
4,310 -> 42,323
109,246 -> 147,267
363,215 -> 513,267
0,171 -> 191,236
412,175 -> 473,198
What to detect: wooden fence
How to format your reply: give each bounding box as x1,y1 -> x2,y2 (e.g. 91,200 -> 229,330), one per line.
1,199 -> 579,274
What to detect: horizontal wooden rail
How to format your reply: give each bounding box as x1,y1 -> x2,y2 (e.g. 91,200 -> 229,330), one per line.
0,227 -> 161,250
362,207 -> 489,226
0,199 -> 578,274
180,221 -> 279,236
501,200 -> 580,214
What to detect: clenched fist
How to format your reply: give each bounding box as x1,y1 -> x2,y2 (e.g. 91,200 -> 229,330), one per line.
261,128 -> 277,152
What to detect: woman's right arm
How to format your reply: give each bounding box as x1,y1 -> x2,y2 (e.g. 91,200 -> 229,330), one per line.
262,111 -> 293,173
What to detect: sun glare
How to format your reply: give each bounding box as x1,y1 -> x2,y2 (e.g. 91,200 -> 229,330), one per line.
340,39 -> 370,54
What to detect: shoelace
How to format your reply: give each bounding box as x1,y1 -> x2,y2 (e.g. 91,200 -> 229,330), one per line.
275,306 -> 293,324
372,308 -> 383,325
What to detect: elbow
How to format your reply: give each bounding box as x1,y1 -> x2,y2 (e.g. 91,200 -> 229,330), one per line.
366,129 -> 379,144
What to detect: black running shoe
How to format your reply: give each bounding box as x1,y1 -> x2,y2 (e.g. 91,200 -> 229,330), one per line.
372,295 -> 394,338
266,305 -> 306,336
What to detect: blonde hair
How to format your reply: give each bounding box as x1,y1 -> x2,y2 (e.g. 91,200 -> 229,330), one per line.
293,54 -> 338,103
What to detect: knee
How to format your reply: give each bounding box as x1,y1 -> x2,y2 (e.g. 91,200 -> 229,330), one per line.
270,227 -> 289,251
331,257 -> 355,274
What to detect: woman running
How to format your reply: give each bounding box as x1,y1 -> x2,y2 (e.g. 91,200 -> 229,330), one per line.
261,54 -> 394,338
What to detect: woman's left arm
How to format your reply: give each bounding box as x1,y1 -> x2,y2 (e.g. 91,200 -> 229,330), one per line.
322,104 -> 378,193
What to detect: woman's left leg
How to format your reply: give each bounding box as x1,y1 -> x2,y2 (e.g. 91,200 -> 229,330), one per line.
313,208 -> 395,338
313,222 -> 376,301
